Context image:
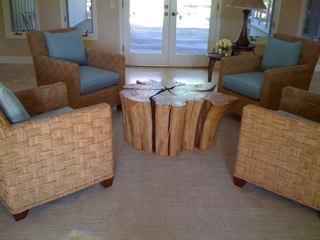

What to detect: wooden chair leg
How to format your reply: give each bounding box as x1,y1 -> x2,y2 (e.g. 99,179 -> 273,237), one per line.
233,176 -> 246,187
117,104 -> 122,111
13,210 -> 29,221
100,177 -> 114,188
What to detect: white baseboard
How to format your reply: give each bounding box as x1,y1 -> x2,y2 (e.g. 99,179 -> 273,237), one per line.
0,56 -> 319,71
0,56 -> 33,64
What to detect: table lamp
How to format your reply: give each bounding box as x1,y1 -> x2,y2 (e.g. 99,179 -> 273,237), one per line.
228,0 -> 267,48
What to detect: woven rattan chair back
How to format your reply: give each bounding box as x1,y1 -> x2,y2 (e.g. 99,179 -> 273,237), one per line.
27,28 -> 75,58
27,28 -> 76,82
274,33 -> 320,72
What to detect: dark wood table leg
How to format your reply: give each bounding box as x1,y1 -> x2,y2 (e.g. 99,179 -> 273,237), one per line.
207,58 -> 216,82
232,49 -> 240,56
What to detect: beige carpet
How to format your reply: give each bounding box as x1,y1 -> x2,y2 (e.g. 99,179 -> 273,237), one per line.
0,64 -> 319,240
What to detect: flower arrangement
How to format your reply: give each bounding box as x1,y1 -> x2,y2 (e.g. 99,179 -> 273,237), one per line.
215,38 -> 233,57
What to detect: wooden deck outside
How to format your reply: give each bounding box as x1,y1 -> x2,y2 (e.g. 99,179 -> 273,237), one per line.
130,25 -> 209,54
75,20 -> 210,55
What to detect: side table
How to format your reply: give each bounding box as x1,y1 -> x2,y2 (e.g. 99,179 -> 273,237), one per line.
207,43 -> 256,82
231,44 -> 256,56
206,52 -> 222,82
120,80 -> 237,156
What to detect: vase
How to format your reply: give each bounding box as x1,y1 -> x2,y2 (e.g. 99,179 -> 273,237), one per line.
218,48 -> 230,57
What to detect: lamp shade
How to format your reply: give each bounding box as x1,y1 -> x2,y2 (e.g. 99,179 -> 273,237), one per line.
228,0 -> 267,9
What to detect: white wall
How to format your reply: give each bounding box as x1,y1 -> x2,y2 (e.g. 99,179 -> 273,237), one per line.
68,0 -> 86,26
0,0 -> 313,58
277,0 -> 306,36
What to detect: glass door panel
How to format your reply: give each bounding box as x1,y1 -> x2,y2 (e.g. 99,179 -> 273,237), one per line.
175,0 -> 211,55
302,0 -> 320,40
129,0 -> 165,53
124,0 -> 216,66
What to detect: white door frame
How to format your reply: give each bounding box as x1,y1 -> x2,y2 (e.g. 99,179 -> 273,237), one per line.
120,0 -> 221,67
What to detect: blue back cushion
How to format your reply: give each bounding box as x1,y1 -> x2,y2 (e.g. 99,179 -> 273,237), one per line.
44,30 -> 87,65
0,82 -> 31,123
260,37 -> 303,71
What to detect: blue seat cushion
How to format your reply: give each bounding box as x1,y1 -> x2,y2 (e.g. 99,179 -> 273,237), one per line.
260,37 -> 303,71
44,30 -> 87,65
222,72 -> 264,100
80,66 -> 120,94
32,107 -> 73,120
0,82 -> 31,123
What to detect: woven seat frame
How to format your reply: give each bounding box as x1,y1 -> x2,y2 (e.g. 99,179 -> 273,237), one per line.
27,28 -> 125,109
218,34 -> 320,116
0,83 -> 114,215
234,87 -> 320,210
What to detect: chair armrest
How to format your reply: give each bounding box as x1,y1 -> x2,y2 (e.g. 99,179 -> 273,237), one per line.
8,103 -> 111,132
86,48 -> 126,87
280,86 -> 320,122
1,103 -> 113,213
15,82 -> 68,116
218,55 -> 262,89
36,56 -> 81,107
260,64 -> 312,110
235,104 -> 320,210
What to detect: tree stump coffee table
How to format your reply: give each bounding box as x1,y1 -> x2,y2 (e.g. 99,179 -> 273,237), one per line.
120,80 -> 237,156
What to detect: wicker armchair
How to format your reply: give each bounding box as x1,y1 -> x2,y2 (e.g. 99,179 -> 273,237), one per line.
27,28 -> 125,109
233,87 -> 320,211
218,34 -> 320,116
0,82 -> 114,221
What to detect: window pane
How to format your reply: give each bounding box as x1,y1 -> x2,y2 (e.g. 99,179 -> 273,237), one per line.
302,0 -> 320,40
248,0 -> 273,36
175,0 -> 211,55
67,0 -> 93,33
9,0 -> 36,32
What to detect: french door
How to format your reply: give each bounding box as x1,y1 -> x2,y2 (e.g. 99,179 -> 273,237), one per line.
123,0 -> 217,67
